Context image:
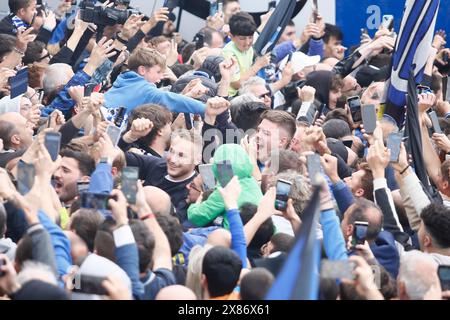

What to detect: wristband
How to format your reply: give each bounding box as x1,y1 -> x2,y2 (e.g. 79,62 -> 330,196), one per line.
116,33 -> 129,45
13,47 -> 25,56
400,165 -> 410,175
140,213 -> 155,221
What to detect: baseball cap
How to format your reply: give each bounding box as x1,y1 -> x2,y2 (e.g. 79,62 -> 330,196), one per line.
279,51 -> 321,74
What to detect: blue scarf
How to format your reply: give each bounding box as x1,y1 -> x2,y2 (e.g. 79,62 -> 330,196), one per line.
11,15 -> 30,30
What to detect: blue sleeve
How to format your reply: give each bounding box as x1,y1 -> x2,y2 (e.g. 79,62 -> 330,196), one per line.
148,89 -> 206,115
38,211 -> 72,282
226,209 -> 247,268
331,180 -> 355,215
48,18 -> 68,45
115,243 -> 144,299
41,70 -> 91,118
320,209 -> 348,261
88,163 -> 113,194
307,39 -> 324,59
274,41 -> 296,63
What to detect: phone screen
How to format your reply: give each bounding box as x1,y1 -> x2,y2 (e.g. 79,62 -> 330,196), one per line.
361,104 -> 377,134
387,132 -> 403,163
216,160 -> 234,187
307,153 -> 321,186
17,161 -> 35,195
429,111 -> 442,134
352,221 -> 368,247
275,179 -> 292,211
347,96 -> 362,122
84,83 -> 96,97
198,164 -> 216,191
44,132 -> 61,161
81,192 -> 110,210
106,125 -> 122,147
184,113 -> 193,130
438,266 -> 450,291
121,167 -> 139,204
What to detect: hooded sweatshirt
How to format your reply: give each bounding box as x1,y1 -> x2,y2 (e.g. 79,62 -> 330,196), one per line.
187,144 -> 263,229
104,71 -> 206,116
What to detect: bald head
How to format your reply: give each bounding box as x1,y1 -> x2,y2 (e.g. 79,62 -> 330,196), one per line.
0,112 -> 33,150
143,186 -> 172,215
155,285 -> 197,300
207,229 -> 232,248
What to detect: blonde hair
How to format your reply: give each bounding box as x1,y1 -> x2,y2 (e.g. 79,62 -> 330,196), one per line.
185,244 -> 212,299
128,47 -> 166,71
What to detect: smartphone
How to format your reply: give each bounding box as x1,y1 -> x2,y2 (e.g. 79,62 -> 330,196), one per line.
311,0 -> 318,23
163,0 -> 178,11
17,161 -> 35,195
429,111 -> 442,134
198,164 -> 216,191
8,67 -> 28,99
321,260 -> 356,280
306,153 -> 321,186
113,106 -> 127,128
438,265 -> 450,291
77,181 -> 90,195
382,15 -> 394,31
387,132 -> 403,163
361,104 -> 377,134
80,192 -> 112,210
218,1 -> 223,13
351,221 -> 369,248
268,0 -> 277,11
121,167 -> 139,204
274,179 -> 292,211
443,76 -> 448,101
44,132 -> 61,161
216,160 -> 234,187
347,96 -> 362,122
84,83 -> 96,97
72,274 -> 108,296
0,258 -> 5,277
106,124 -> 122,147
194,33 -> 204,50
209,0 -> 219,16
184,113 -> 193,130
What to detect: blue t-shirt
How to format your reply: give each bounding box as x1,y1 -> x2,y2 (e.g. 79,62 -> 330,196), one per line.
140,268 -> 176,300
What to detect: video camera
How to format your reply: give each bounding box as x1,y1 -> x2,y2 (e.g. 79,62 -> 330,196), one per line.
79,0 -> 139,26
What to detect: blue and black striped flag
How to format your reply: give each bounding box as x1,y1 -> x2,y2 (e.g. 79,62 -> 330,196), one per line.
384,0 -> 440,127
265,187 -> 321,300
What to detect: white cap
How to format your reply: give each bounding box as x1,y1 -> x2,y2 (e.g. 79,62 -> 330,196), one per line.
279,51 -> 321,74
0,95 -> 22,114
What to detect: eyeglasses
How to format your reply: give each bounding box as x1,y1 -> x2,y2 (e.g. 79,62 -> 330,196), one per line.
187,181 -> 202,193
37,52 -> 51,62
258,92 -> 271,99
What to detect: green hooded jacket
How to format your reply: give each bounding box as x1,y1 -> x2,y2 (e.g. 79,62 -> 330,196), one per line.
187,144 -> 263,229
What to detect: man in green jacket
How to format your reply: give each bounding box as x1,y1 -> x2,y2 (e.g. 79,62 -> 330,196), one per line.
187,144 -> 262,229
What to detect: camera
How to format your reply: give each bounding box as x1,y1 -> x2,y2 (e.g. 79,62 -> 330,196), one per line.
79,0 -> 137,26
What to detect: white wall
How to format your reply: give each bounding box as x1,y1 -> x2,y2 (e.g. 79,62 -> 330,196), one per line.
0,0 -> 336,41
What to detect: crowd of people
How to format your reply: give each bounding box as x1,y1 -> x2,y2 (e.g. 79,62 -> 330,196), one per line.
0,0 -> 450,300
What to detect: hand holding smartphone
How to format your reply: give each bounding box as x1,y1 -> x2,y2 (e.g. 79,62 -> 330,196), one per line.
429,111 -> 442,134
106,124 -> 122,147
198,164 -> 216,191
307,153 -> 322,186
351,221 -> 369,248
274,179 -> 292,211
216,160 -> 234,187
17,161 -> 35,195
347,96 -> 362,122
438,265 -> 450,291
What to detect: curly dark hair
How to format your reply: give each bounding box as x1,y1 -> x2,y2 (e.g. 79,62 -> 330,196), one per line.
421,203 -> 450,248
